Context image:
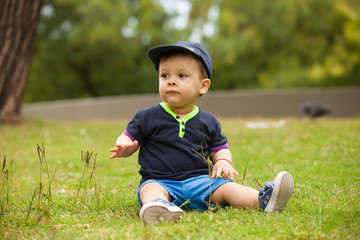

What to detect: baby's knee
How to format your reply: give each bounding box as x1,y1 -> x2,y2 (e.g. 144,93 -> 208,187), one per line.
140,182 -> 160,194
139,182 -> 170,201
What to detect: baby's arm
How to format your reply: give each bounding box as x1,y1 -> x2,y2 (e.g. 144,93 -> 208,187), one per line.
209,149 -> 238,180
109,133 -> 139,159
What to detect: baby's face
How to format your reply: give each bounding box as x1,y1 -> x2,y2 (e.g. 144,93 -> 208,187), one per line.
158,54 -> 208,110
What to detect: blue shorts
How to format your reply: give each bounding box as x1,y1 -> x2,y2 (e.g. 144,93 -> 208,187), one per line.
137,175 -> 233,211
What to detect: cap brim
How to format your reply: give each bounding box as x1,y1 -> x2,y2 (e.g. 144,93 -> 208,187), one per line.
147,45 -> 199,70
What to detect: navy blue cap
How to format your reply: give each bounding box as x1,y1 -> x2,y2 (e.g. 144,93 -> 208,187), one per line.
148,41 -> 213,79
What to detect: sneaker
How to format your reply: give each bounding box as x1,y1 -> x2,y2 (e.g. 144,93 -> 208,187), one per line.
258,171 -> 294,213
139,198 -> 185,225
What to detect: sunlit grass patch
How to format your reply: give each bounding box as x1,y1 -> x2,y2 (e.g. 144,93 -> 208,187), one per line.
0,117 -> 359,239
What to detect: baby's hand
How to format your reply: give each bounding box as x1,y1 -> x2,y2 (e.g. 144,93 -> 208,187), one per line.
109,140 -> 139,159
211,160 -> 238,180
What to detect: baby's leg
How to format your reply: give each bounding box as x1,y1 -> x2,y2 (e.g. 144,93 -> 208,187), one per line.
210,182 -> 259,209
138,182 -> 184,225
139,182 -> 171,205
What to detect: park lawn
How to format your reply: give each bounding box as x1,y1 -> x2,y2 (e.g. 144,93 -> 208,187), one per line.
0,117 -> 359,239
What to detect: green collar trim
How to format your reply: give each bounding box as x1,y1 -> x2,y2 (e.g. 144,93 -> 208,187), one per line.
160,102 -> 199,138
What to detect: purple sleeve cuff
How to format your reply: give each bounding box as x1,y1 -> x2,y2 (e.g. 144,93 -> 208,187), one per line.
209,143 -> 229,152
124,130 -> 142,145
124,130 -> 136,141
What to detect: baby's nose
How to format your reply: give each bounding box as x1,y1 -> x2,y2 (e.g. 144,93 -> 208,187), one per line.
168,80 -> 177,85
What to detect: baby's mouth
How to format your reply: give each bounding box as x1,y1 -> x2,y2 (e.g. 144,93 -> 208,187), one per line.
167,90 -> 178,94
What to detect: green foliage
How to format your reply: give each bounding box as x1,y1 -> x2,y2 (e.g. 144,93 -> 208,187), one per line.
208,0 -> 360,89
26,0 -> 169,102
0,118 -> 359,239
25,0 -> 360,102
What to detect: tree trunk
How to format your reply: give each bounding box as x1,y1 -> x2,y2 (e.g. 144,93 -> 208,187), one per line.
0,0 -> 43,123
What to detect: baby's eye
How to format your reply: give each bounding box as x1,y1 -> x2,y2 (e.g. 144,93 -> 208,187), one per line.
179,73 -> 187,78
161,73 -> 168,78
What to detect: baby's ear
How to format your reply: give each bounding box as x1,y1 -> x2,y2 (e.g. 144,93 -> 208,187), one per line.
199,78 -> 211,95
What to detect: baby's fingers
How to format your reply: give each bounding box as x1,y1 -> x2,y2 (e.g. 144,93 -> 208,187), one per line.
109,147 -> 119,153
228,170 -> 234,180
129,140 -> 139,149
210,169 -> 216,179
216,167 -> 224,178
210,166 -> 221,178
222,168 -> 230,179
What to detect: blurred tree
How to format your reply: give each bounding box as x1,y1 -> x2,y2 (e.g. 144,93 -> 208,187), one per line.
0,0 -> 43,122
205,0 -> 360,89
25,0 -> 360,103
26,0 -> 179,102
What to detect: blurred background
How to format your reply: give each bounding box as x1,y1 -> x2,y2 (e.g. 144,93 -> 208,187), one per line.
24,0 -> 360,103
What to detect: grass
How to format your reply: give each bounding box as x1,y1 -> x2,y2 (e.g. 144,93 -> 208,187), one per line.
0,117 -> 359,239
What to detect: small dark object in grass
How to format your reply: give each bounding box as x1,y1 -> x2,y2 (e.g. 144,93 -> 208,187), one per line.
299,101 -> 331,119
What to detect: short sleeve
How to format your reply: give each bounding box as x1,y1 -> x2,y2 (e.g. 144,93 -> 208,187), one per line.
126,110 -> 145,144
209,116 -> 228,152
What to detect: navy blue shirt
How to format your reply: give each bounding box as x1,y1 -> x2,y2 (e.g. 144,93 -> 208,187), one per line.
125,102 -> 228,185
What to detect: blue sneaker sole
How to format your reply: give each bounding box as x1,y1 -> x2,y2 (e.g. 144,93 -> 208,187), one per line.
264,171 -> 294,212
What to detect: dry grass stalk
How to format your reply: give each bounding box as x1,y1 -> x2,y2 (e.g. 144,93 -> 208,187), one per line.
76,150 -> 103,204
192,143 -> 217,211
0,155 -> 9,227
25,143 -> 55,223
